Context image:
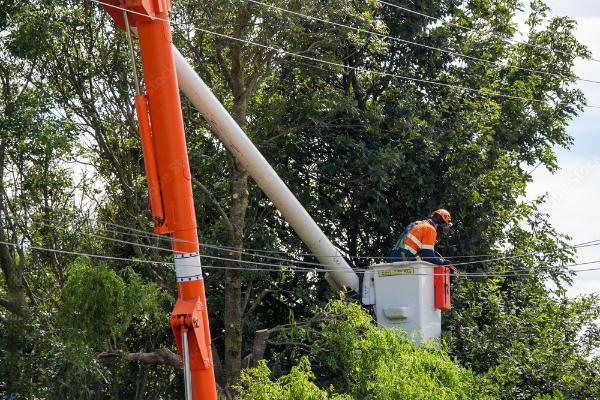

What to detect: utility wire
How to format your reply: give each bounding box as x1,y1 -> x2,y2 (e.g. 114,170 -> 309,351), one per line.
375,0 -> 600,63
26,210 -> 598,266
40,212 -> 586,267
17,216 -> 600,276
100,215 -> 599,259
3,239 -> 600,277
33,218 -> 328,270
89,217 -> 600,265
248,0 -> 600,84
88,0 -> 600,109
1,239 -> 172,266
95,221 -> 325,266
30,217 -> 340,270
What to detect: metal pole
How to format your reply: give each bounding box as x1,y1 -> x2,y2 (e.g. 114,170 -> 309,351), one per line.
182,331 -> 193,400
122,11 -> 141,96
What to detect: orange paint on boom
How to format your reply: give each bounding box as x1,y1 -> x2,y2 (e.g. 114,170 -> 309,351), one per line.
101,1 -> 216,398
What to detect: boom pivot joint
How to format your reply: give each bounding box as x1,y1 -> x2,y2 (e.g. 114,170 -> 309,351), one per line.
170,297 -> 211,369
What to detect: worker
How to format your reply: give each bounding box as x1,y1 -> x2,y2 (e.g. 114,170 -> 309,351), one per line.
389,209 -> 452,265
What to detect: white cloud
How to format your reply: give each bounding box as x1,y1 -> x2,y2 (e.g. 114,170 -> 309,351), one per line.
527,159 -> 600,297
518,1 -> 600,298
545,0 -> 599,18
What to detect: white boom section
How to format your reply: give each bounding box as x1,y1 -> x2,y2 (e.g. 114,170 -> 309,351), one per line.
173,47 -> 359,292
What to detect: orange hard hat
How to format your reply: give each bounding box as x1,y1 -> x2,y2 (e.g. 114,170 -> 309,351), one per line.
432,209 -> 452,224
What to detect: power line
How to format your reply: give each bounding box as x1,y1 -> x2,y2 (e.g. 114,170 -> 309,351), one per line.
94,219 -> 336,261
30,217 -> 341,269
37,218 -> 329,270
93,214 -> 600,260
88,0 -> 600,109
3,238 -> 600,277
572,239 -> 600,247
16,216 -> 600,277
26,208 -> 600,267
375,0 -> 600,63
92,217 -> 600,266
248,0 -> 600,84
44,213 -> 593,268
1,239 -> 172,266
27,216 -> 327,271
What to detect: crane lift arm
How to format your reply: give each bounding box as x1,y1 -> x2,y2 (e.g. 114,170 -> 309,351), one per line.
101,1 -> 216,399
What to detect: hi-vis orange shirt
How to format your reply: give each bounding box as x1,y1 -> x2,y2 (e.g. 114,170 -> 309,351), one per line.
402,220 -> 437,255
390,219 -> 446,264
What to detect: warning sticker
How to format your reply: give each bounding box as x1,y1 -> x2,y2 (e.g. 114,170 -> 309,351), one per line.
378,268 -> 415,277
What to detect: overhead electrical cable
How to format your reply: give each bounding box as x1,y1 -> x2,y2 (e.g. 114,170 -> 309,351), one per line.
89,217 -> 600,264
26,212 -> 600,266
247,0 -> 600,84
34,212 -> 595,266
15,216 -> 600,276
32,219 -> 329,270
3,239 -> 600,277
0,239 -> 172,266
88,0 -> 600,109
98,216 -> 599,259
375,0 -> 600,63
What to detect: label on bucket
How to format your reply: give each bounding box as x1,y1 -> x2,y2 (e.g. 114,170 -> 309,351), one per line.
378,268 -> 415,277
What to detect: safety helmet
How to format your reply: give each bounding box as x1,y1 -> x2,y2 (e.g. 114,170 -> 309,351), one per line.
431,209 -> 452,224
431,209 -> 452,235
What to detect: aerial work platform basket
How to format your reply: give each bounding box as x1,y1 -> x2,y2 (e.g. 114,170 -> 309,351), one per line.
362,261 -> 451,341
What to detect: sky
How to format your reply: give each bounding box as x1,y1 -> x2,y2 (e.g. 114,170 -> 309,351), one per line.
520,0 -> 600,297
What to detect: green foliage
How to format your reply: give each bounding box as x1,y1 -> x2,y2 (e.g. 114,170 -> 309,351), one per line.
458,292 -> 600,400
40,341 -> 109,400
235,357 -> 351,400
316,301 -> 493,399
59,259 -> 168,348
252,300 -> 495,400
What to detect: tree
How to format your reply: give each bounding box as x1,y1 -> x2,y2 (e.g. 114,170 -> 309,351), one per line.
237,300 -> 496,399
0,2 -> 79,391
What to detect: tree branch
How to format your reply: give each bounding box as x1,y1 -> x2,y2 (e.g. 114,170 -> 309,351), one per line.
241,281 -> 254,315
243,288 -> 277,318
98,348 -> 180,369
242,312 -> 340,368
192,176 -> 235,238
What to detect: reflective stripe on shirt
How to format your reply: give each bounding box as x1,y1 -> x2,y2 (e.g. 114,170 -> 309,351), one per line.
406,232 -> 423,248
402,246 -> 417,255
406,220 -> 437,253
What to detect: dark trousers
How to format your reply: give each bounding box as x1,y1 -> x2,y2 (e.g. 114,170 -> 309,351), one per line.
388,248 -> 416,263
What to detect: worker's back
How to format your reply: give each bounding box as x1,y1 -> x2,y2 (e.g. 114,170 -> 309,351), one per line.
389,219 -> 446,265
404,220 -> 437,254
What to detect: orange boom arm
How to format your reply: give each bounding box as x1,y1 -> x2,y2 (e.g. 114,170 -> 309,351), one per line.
101,1 -> 216,398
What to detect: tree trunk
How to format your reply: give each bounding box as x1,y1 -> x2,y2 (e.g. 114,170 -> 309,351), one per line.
223,145 -> 249,387
203,2 -> 267,387
0,142 -> 27,394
